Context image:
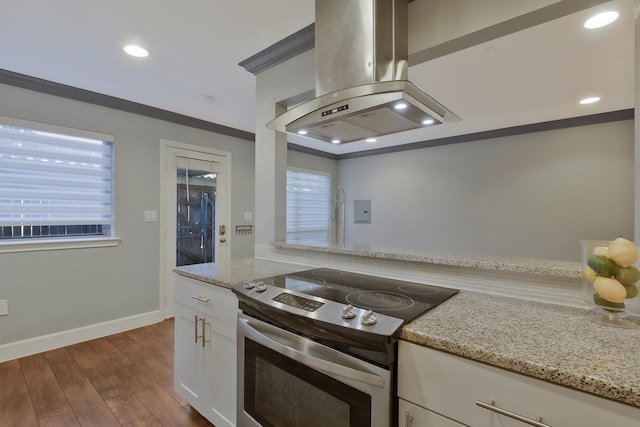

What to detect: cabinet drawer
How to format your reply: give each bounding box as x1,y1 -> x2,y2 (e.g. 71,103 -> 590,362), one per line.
398,341 -> 640,427
174,274 -> 237,323
399,399 -> 464,427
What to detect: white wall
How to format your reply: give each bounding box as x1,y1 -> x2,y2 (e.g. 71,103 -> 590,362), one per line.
0,83 -> 255,348
338,120 -> 634,261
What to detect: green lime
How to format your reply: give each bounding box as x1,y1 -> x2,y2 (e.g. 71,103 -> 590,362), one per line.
624,284 -> 639,299
615,266 -> 640,286
587,254 -> 616,277
593,293 -> 625,309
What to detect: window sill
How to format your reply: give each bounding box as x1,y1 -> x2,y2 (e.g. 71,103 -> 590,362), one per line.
0,237 -> 122,254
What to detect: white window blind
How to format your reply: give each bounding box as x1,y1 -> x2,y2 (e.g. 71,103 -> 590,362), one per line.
0,120 -> 114,239
286,169 -> 330,243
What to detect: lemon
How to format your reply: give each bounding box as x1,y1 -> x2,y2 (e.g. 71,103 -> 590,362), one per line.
583,266 -> 598,284
593,246 -> 609,256
594,276 -> 627,303
608,237 -> 638,268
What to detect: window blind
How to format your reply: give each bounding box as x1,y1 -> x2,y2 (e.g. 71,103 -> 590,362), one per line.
286,169 -> 330,243
0,124 -> 113,232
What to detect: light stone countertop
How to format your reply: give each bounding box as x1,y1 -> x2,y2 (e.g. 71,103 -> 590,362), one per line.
401,291 -> 640,408
173,257 -> 310,289
272,241 -> 582,278
174,257 -> 640,409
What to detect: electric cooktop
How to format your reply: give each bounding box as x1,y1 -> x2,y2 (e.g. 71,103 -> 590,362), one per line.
261,267 -> 459,323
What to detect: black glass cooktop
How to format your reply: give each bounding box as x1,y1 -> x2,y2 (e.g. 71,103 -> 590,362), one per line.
261,268 -> 459,322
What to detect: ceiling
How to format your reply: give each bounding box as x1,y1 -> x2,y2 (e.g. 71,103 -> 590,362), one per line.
0,0 -> 634,156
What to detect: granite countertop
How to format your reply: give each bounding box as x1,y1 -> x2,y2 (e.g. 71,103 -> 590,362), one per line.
402,291 -> 640,408
272,241 -> 582,278
173,257 -> 309,288
174,257 -> 639,409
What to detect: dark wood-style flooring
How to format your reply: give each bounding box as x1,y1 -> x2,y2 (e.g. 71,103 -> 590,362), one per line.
0,319 -> 214,426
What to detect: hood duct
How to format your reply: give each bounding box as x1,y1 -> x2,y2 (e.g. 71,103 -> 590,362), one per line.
267,0 -> 460,145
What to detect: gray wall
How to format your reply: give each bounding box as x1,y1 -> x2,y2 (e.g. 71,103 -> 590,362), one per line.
337,120 -> 634,261
0,83 -> 255,345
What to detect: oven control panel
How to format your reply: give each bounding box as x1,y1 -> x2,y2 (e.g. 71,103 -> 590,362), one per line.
233,280 -> 403,337
273,292 -> 324,312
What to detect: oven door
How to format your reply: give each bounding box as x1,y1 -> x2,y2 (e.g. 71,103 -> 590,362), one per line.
237,313 -> 393,427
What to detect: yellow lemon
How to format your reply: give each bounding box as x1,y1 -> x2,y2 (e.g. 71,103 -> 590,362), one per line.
608,237 -> 638,268
594,276 -> 627,304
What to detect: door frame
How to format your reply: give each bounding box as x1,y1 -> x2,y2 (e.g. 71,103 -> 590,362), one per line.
159,139 -> 232,319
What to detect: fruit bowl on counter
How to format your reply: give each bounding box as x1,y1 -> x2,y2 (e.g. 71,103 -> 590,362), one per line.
581,237 -> 640,328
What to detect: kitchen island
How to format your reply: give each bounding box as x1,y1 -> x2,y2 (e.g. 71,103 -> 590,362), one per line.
173,256 -> 640,413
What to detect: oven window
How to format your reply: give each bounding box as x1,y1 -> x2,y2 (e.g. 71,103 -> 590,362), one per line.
244,339 -> 371,427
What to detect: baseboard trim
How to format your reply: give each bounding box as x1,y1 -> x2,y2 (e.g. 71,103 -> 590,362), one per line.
0,310 -> 163,363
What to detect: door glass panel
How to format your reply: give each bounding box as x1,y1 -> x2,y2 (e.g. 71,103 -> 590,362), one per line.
176,158 -> 217,266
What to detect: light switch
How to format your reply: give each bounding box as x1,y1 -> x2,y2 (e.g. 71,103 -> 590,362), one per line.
144,210 -> 158,222
354,200 -> 371,224
244,211 -> 253,221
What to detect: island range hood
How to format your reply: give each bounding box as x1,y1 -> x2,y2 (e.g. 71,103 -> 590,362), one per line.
267,0 -> 460,145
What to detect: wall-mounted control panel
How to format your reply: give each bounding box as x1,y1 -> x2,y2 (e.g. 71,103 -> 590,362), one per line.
354,200 -> 371,224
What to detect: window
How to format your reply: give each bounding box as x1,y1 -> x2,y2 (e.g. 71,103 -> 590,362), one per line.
286,169 -> 331,243
0,117 -> 114,242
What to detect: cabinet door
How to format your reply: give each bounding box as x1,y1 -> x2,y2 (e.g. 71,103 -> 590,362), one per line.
398,342 -> 640,427
399,399 -> 465,427
174,303 -> 210,413
207,319 -> 237,427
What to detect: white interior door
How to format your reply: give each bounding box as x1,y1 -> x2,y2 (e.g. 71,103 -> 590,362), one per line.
161,142 -> 230,318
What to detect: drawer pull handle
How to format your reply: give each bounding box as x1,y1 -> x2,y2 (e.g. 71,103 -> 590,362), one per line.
404,411 -> 413,427
476,400 -> 551,427
194,315 -> 199,343
191,295 -> 210,303
200,317 -> 210,348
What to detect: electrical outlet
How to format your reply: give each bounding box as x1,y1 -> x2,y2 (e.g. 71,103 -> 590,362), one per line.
0,299 -> 8,316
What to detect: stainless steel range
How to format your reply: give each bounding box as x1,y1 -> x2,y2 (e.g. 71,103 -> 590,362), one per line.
232,268 -> 458,427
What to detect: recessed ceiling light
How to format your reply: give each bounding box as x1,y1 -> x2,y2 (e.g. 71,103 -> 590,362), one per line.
365,138 -> 376,143
331,139 -> 341,144
579,96 -> 601,104
422,119 -> 435,125
584,11 -> 619,29
123,44 -> 149,58
394,102 -> 408,110
297,130 -> 308,135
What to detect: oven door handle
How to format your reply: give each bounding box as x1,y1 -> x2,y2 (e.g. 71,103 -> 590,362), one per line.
239,315 -> 387,389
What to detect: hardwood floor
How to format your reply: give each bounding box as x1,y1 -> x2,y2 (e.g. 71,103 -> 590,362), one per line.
0,319 -> 214,427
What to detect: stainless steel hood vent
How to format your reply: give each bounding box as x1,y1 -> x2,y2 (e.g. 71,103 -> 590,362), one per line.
267,0 -> 460,145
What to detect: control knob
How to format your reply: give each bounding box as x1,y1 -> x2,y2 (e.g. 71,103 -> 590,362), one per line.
242,280 -> 256,289
361,309 -> 377,326
255,282 -> 267,293
341,304 -> 356,320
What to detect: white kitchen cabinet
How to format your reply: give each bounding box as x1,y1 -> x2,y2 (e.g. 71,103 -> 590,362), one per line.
398,341 -> 640,427
174,274 -> 237,427
399,399 -> 465,427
